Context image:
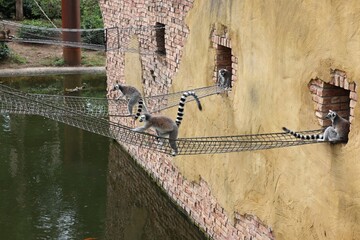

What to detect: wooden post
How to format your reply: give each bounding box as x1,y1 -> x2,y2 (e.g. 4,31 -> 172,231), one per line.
15,0 -> 23,20
62,0 -> 81,66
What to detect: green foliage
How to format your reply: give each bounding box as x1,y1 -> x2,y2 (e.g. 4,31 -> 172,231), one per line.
81,51 -> 106,66
0,0 -> 60,19
1,0 -> 104,46
23,0 -> 61,19
81,0 -> 104,45
0,42 -> 10,60
0,43 -> 27,64
9,52 -> 27,64
17,19 -> 60,39
0,0 -> 15,18
51,56 -> 65,66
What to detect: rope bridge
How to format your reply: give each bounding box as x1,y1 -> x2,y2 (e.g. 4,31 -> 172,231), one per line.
0,84 -> 322,155
1,20 -> 163,53
5,84 -> 225,118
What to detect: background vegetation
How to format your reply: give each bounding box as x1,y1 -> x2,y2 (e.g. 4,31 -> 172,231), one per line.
0,0 -> 104,61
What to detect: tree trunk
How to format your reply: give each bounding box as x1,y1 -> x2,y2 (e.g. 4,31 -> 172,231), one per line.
15,0 -> 23,20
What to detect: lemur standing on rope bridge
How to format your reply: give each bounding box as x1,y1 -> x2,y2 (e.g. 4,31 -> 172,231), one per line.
112,81 -> 147,119
132,91 -> 203,156
282,110 -> 350,142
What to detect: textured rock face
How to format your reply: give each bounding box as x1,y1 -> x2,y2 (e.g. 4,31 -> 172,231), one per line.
100,0 -> 360,239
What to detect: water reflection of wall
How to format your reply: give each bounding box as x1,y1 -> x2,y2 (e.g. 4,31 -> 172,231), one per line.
106,143 -> 208,240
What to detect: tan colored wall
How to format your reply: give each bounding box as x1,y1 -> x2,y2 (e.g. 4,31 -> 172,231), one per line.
101,0 -> 360,239
174,1 -> 360,239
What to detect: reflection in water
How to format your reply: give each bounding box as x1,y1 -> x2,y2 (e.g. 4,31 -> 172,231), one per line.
106,143 -> 208,240
1,113 -> 11,132
0,76 -> 207,240
0,115 -> 108,240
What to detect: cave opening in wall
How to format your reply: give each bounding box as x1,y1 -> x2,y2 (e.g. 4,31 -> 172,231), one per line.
308,69 -> 357,129
211,30 -> 238,88
216,45 -> 232,74
215,45 -> 233,88
155,22 -> 166,56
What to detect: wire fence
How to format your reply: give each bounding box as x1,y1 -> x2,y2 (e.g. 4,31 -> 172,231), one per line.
0,20 -> 164,53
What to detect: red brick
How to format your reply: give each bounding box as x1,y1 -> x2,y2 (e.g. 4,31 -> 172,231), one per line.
350,99 -> 357,108
350,91 -> 358,101
309,78 -> 325,87
317,87 -> 349,97
334,75 -> 340,86
339,76 -> 345,88
312,95 -> 324,104
309,84 -> 320,94
315,110 -> 327,119
349,82 -> 356,91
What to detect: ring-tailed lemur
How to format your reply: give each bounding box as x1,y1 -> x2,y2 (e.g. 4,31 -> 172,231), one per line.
112,81 -> 147,119
175,91 -> 202,126
282,110 -> 350,142
0,28 -> 13,40
132,91 -> 202,156
217,68 -> 232,89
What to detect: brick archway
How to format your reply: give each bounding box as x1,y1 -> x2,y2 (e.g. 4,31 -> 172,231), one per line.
211,28 -> 238,87
308,69 -> 357,127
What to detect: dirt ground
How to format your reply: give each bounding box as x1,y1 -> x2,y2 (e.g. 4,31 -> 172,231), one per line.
0,41 -> 105,69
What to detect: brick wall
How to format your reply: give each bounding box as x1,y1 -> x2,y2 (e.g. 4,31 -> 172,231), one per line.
106,143 -> 209,239
308,69 -> 357,127
100,0 -> 274,239
211,28 -> 238,87
100,0 -> 193,97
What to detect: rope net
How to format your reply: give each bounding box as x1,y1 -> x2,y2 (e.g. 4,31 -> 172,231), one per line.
5,84 -> 225,118
0,20 -> 164,53
0,84 -> 322,156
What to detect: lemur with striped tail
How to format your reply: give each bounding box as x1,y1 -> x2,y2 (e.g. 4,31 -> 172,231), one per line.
282,110 -> 350,142
217,68 -> 232,89
132,91 -> 202,156
112,81 -> 147,119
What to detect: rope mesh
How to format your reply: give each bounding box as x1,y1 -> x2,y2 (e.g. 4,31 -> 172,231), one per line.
6,85 -> 225,118
0,84 -> 322,156
1,20 -> 163,53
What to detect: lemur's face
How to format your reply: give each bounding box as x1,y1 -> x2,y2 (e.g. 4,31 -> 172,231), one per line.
139,114 -> 146,122
219,69 -> 227,76
112,81 -> 121,91
326,110 -> 337,121
112,83 -> 120,91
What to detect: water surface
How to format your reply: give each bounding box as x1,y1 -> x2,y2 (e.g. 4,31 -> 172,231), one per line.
0,76 -> 207,240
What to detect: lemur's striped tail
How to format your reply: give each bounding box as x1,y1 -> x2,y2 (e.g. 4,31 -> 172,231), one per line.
175,91 -> 202,126
134,97 -> 146,120
282,127 -> 322,140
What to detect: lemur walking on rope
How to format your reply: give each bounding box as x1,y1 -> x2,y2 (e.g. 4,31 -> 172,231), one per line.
111,81 -> 147,119
132,91 -> 202,156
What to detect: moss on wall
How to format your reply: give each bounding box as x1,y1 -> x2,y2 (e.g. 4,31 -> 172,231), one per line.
171,0 -> 360,239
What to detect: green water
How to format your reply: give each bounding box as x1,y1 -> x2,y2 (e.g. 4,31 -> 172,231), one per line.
0,115 -> 108,239
0,76 -> 207,240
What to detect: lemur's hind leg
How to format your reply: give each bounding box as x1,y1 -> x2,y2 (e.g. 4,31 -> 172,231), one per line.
127,95 -> 140,115
168,129 -> 179,156
318,126 -> 338,142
